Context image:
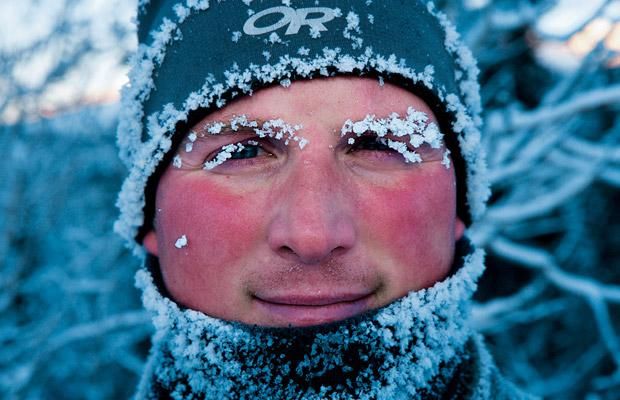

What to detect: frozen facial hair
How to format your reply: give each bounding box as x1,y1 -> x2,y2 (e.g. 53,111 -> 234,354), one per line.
172,115 -> 307,170
134,246 -> 485,400
341,108 -> 452,169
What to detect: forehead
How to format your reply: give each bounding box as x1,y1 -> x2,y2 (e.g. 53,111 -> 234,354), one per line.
201,76 -> 437,126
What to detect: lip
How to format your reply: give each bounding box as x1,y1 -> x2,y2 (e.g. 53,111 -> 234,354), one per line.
254,292 -> 374,327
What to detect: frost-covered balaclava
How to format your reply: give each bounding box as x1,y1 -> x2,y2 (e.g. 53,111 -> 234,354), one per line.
137,242 -> 489,399
116,1 -> 493,399
115,0 -> 489,251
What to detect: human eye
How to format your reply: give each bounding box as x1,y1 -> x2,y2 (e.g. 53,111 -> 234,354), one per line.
348,134 -> 393,153
346,133 -> 415,164
203,139 -> 275,170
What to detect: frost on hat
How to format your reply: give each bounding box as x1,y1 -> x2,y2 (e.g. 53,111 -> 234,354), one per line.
115,0 -> 490,252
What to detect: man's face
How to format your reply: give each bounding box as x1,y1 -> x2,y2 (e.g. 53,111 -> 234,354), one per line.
144,77 -> 465,327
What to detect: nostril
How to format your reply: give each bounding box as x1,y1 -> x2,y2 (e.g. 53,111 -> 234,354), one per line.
279,245 -> 297,258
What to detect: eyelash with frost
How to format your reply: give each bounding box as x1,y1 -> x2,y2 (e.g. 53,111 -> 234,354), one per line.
180,115 -> 308,170
341,107 -> 450,166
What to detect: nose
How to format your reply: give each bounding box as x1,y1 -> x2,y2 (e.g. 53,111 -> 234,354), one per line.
267,157 -> 357,265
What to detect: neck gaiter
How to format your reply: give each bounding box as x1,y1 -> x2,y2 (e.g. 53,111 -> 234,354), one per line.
135,242 -> 484,400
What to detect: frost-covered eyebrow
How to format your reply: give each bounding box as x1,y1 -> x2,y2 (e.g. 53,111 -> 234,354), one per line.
190,117 -> 269,137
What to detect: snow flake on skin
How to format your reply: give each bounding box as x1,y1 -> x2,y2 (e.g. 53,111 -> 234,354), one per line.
173,155 -> 182,168
442,149 -> 452,169
174,234 -> 188,249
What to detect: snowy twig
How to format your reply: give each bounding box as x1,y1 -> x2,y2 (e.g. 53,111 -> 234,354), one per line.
487,84 -> 620,134
489,238 -> 620,304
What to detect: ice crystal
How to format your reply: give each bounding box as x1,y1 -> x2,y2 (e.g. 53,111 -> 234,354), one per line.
174,235 -> 187,249
341,108 -> 445,164
268,32 -> 281,44
172,155 -> 182,168
309,26 -> 321,39
206,121 -> 225,135
343,11 -> 363,49
442,149 -> 452,169
204,143 -> 245,170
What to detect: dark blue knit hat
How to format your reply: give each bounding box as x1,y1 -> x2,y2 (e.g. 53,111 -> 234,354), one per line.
116,0 -> 489,251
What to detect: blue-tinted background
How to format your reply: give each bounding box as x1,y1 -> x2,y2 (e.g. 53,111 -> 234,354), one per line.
1,0 -> 619,398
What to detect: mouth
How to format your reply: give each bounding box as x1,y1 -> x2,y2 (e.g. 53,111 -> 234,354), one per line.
253,292 -> 375,327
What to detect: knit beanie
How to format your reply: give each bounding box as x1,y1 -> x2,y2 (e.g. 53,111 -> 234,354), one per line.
115,0 -> 490,252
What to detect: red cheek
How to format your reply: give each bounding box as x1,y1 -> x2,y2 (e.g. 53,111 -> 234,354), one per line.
354,167 -> 456,288
155,174 -> 266,305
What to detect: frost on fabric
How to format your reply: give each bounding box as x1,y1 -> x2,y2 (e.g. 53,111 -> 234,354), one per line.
340,108 -> 446,165
231,31 -> 242,43
134,247 -> 486,399
174,235 -> 187,249
343,11 -> 363,49
267,32 -> 282,44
